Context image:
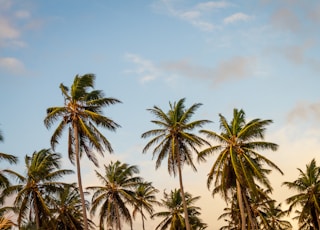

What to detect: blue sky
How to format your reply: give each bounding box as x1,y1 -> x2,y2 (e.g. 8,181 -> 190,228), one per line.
1,0 -> 320,229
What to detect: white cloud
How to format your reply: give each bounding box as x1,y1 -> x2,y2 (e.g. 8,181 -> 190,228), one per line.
0,57 -> 26,75
196,1 -> 231,10
124,53 -> 160,83
155,0 -> 220,31
224,12 -> 252,24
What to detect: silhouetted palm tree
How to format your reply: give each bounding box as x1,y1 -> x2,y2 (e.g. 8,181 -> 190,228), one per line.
199,108 -> 282,230
142,98 -> 211,230
87,160 -> 142,230
152,188 -> 206,230
2,149 -> 73,229
51,183 -> 95,230
44,74 -> 121,230
283,158 -> 320,229
132,182 -> 160,230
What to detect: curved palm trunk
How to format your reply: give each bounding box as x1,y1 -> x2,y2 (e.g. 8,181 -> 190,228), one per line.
73,124 -> 89,230
236,180 -> 246,230
177,153 -> 191,230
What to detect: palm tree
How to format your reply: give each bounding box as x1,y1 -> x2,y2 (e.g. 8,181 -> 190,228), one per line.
152,188 -> 206,230
87,160 -> 142,230
199,108 -> 283,230
132,182 -> 160,230
50,183 -> 95,230
0,129 -> 18,192
44,74 -> 121,230
141,98 -> 211,230
260,201 -> 292,230
283,158 -> 320,229
2,149 -> 73,229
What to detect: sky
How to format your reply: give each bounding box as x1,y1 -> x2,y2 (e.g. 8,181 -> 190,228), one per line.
1,0 -> 320,229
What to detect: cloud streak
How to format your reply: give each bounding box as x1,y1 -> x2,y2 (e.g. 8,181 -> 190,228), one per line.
124,53 -> 160,83
287,101 -> 320,124
125,52 -> 256,87
162,56 -> 256,86
154,0 -> 234,31
224,12 -> 252,24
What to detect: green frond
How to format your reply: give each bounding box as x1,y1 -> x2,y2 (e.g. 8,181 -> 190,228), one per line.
0,152 -> 18,164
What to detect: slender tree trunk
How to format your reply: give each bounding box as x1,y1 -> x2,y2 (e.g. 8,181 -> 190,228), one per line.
73,123 -> 89,230
34,196 -> 40,230
177,154 -> 191,230
236,180 -> 246,230
243,193 -> 256,229
141,209 -> 145,230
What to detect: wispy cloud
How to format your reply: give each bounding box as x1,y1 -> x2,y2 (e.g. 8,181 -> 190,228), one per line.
287,101 -> 320,124
0,17 -> 20,41
154,0 -> 234,31
0,57 -> 26,75
124,53 -> 160,83
271,8 -> 300,33
162,56 -> 256,86
124,53 -> 256,87
224,12 -> 252,24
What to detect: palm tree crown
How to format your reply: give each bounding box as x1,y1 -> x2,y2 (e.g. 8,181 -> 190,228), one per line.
152,188 -> 207,230
44,74 -> 121,166
44,74 -> 121,230
2,149 -> 73,229
283,158 -> 320,229
141,98 -> 211,230
132,182 -> 160,230
199,108 -> 282,230
87,160 -> 142,230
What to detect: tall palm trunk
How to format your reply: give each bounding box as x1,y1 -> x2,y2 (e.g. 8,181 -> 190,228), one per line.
34,195 -> 40,230
141,209 -> 145,230
312,208 -> 320,229
73,123 -> 89,230
236,180 -> 246,230
116,206 -> 121,230
243,193 -> 257,229
177,151 -> 191,230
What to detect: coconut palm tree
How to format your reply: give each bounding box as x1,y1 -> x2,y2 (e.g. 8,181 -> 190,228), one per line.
152,188 -> 206,230
199,108 -> 283,230
2,149 -> 73,229
132,182 -> 160,230
260,201 -> 292,230
0,129 -> 18,192
50,183 -> 95,230
283,158 -> 320,229
141,98 -> 211,230
44,74 -> 121,230
87,160 -> 142,230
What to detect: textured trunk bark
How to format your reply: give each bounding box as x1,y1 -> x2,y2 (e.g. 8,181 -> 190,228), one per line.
236,180 -> 246,230
74,123 -> 89,230
34,196 -> 40,230
177,153 -> 191,230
